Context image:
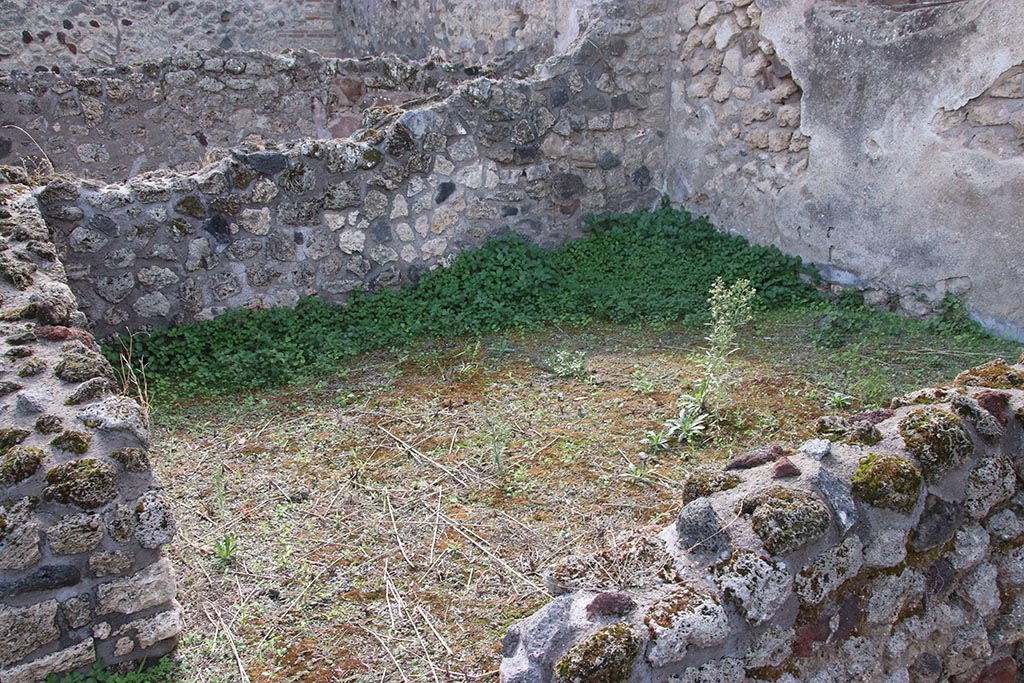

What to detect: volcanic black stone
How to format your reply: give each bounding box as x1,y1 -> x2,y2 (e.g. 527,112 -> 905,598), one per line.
0,565 -> 80,598
203,213 -> 231,244
246,151 -> 288,175
912,495 -> 963,552
434,181 -> 456,205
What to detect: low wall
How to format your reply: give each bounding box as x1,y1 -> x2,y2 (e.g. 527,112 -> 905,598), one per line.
0,49 -> 467,182
32,2 -> 670,338
0,175 -> 179,682
501,356 -> 1024,682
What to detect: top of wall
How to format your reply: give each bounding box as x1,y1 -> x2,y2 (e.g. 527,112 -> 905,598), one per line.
0,1 -> 345,70
1,0 -> 602,76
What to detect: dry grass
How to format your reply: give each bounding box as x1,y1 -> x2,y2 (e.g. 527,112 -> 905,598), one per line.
149,318 -> 1017,682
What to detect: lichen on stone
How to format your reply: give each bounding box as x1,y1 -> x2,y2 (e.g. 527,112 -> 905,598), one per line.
54,349 -> 115,384
951,393 -> 1003,442
16,357 -> 47,377
713,549 -> 792,624
644,583 -> 729,666
816,415 -> 850,438
681,466 -> 741,504
0,427 -> 30,452
851,453 -> 922,514
50,429 -> 92,454
954,359 -> 1023,390
553,622 -> 642,683
34,414 -> 63,434
111,447 -> 150,473
43,458 -> 117,509
899,407 -> 974,482
0,445 -> 45,486
845,420 -> 882,446
741,486 -> 831,556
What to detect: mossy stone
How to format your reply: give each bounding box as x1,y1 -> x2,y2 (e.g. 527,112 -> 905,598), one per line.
0,427 -> 30,452
0,252 -> 36,289
899,408 -> 974,482
54,352 -> 114,384
553,623 -> 642,683
34,415 -> 63,434
111,447 -> 149,473
50,430 -> 92,455
851,453 -> 922,514
16,357 -> 47,377
360,148 -> 384,169
43,458 -> 117,509
0,446 -> 45,486
174,195 -> 207,219
742,486 -> 831,556
681,466 -> 741,505
954,359 -> 1024,390
0,380 -> 23,397
0,303 -> 38,321
845,421 -> 882,446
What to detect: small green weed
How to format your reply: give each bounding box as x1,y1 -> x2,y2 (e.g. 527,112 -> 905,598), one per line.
213,533 -> 238,568
46,657 -> 177,683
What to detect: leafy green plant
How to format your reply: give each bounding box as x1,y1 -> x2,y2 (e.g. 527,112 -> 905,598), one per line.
664,407 -> 709,446
103,207 -> 820,400
825,392 -> 854,410
46,657 -> 178,683
213,532 -> 238,568
702,276 -> 757,390
643,430 -> 672,453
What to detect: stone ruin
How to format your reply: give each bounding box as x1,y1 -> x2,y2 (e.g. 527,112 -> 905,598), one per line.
0,178 -> 178,682
0,0 -> 1022,679
501,358 -> 1024,683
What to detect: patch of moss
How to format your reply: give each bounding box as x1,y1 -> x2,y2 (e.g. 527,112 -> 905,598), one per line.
54,351 -> 114,383
845,421 -> 882,446
0,445 -> 45,486
681,466 -> 741,505
0,380 -> 23,397
553,623 -> 642,683
954,359 -> 1023,390
43,458 -> 117,509
16,357 -> 47,377
0,252 -> 36,289
0,303 -> 38,321
0,427 -> 30,451
50,430 -> 92,454
360,148 -> 384,170
899,408 -> 974,482
851,453 -> 922,514
742,486 -> 831,556
34,414 -> 63,434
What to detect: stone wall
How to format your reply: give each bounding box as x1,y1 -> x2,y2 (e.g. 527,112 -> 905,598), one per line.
0,50 -> 468,182
501,356 -> 1024,683
666,0 -> 1024,339
0,0 -> 344,70
0,173 -> 179,682
5,0 -> 1024,340
31,1 -> 670,338
331,0 -> 599,73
